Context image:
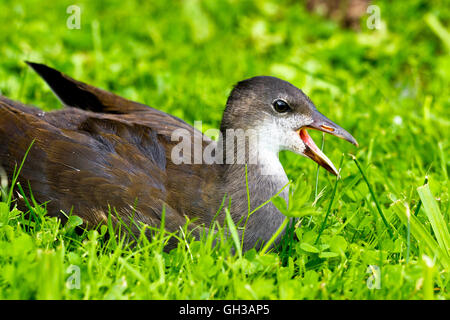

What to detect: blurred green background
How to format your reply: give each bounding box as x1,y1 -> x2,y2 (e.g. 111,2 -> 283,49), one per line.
0,0 -> 448,299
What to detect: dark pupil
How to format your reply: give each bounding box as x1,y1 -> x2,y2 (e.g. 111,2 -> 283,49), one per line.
273,99 -> 290,113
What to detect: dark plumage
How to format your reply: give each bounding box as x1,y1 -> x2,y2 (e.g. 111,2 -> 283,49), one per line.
0,62 -> 357,251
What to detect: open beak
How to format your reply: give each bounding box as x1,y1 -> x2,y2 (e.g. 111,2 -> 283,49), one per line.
297,109 -> 358,176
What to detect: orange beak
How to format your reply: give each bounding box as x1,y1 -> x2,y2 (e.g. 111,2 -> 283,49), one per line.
298,109 -> 358,176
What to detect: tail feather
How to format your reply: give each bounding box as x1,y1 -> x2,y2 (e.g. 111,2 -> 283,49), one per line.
25,61 -> 150,114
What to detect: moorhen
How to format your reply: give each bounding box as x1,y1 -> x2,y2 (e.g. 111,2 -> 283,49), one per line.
0,62 -> 357,251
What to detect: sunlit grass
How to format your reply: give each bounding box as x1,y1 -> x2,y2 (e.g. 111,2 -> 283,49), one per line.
0,0 -> 448,299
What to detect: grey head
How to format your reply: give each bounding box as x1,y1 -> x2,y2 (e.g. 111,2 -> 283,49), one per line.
220,76 -> 358,176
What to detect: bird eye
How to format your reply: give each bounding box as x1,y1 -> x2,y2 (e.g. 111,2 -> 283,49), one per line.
272,99 -> 291,113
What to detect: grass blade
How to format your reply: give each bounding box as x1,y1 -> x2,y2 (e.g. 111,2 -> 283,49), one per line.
351,155 -> 394,238
314,154 -> 344,244
391,200 -> 450,270
417,184 -> 450,254
260,216 -> 289,255
7,140 -> 35,207
414,176 -> 429,216
225,208 -> 242,258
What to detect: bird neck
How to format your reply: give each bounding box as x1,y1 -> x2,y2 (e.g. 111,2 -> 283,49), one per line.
216,129 -> 289,250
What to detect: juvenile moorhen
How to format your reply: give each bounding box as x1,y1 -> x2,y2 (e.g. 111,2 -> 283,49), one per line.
0,62 -> 357,251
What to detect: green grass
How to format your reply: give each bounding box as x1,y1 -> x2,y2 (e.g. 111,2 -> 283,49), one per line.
0,0 -> 449,299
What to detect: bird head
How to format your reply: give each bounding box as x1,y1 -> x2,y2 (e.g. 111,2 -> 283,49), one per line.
221,76 -> 358,175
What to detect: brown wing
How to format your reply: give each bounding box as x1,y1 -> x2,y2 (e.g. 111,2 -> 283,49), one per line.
25,61 -> 202,137
0,100 -> 207,243
1,63 -> 221,247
